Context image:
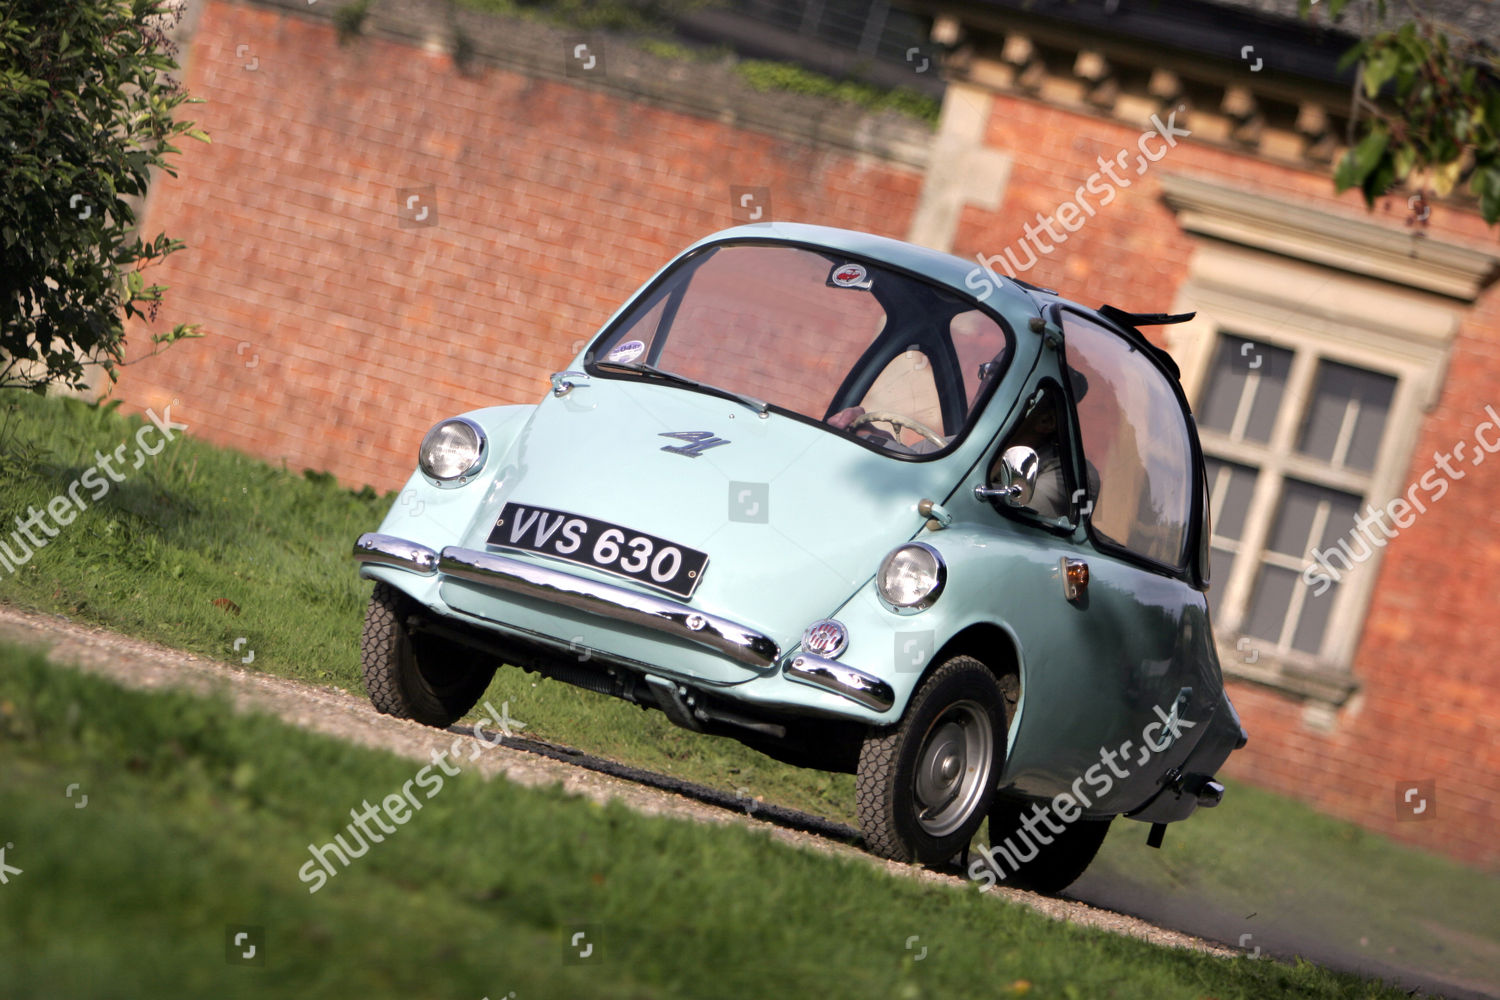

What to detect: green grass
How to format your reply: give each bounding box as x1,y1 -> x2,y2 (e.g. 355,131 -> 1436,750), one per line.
454,0 -> 712,35
0,394 -> 382,688
1,392 -> 1498,993
733,60 -> 940,124
0,641 -> 1419,999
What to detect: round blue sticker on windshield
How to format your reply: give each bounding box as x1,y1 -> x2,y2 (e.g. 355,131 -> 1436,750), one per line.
606,340 -> 646,363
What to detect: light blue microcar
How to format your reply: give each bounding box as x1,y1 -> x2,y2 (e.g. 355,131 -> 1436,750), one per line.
354,223 -> 1247,891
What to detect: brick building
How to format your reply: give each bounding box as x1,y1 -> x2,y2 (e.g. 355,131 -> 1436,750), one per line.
113,0 -> 1499,866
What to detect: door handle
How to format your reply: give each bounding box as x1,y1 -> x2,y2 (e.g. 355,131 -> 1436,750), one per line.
550,370 -> 590,397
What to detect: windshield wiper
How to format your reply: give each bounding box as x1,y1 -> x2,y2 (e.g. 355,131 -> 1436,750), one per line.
595,360 -> 696,387
593,361 -> 769,416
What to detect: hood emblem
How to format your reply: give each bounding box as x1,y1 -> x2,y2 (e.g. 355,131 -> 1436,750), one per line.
659,430 -> 730,458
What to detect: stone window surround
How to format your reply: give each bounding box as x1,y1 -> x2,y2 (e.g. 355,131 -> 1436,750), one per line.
1160,173 -> 1498,711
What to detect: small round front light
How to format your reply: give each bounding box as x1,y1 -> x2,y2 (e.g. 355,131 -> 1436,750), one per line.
876,542 -> 946,612
418,417 -> 486,485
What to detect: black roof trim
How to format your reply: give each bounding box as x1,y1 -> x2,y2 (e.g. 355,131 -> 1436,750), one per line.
1093,305 -> 1194,381
1097,306 -> 1196,328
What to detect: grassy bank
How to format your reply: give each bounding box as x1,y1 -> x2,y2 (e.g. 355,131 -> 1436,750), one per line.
0,641 -> 1416,999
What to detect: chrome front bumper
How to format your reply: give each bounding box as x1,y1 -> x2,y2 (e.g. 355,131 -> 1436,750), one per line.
783,652 -> 895,712
353,533 -> 439,573
354,532 -> 896,713
353,532 -> 778,668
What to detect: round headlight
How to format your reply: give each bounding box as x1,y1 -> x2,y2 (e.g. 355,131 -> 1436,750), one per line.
418,417 -> 486,485
876,542 -> 946,612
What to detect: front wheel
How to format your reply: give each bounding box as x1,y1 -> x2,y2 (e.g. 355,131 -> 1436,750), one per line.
856,655 -> 1005,864
984,798 -> 1112,894
361,581 -> 495,728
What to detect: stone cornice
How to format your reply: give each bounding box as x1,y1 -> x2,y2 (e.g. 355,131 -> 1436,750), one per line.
1161,174 -> 1500,301
921,3 -> 1492,225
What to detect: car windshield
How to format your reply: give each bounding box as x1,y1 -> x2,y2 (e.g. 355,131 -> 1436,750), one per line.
588,243 -> 1014,456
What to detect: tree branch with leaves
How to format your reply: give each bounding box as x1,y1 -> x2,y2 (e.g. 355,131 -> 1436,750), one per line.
1306,0 -> 1500,225
0,0 -> 208,394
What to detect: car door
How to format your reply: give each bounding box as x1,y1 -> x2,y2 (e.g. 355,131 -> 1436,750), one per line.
983,311 -> 1213,816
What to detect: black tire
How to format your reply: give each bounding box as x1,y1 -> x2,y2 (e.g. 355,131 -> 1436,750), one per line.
361,581 -> 494,728
985,797 -> 1111,894
856,655 -> 1005,864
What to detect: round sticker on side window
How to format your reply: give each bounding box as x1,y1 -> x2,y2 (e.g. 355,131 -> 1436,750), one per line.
828,263 -> 872,290
605,339 -> 646,364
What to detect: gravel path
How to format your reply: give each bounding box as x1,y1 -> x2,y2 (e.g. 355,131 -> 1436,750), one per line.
0,601 -> 1239,958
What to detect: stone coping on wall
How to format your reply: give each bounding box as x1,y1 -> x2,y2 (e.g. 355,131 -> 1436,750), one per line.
241,0 -> 934,171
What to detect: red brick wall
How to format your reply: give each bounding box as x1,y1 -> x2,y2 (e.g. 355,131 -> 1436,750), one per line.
953,93 -> 1500,868
115,1 -> 923,492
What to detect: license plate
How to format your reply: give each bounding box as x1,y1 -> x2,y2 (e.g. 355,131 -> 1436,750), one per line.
487,503 -> 709,599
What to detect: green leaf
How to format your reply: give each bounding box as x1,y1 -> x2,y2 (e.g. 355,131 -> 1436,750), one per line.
1362,45 -> 1401,98
1363,152 -> 1398,204
1483,89 -> 1500,137
1337,38 -> 1371,73
1335,126 -> 1390,193
1474,166 -> 1500,226
1392,143 -> 1417,179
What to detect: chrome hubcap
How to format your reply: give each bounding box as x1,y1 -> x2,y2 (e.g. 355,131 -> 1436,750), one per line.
912,700 -> 994,838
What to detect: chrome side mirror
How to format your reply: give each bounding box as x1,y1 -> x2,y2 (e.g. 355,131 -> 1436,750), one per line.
974,445 -> 1039,507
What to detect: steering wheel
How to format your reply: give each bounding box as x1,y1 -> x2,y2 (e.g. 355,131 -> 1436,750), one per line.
848,410 -> 946,448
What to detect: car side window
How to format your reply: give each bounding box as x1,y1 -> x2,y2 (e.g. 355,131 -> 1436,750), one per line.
951,309 -> 1011,412
1061,313 -> 1193,567
989,385 -> 1074,521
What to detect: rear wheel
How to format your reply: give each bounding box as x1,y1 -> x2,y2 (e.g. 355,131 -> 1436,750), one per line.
361,582 -> 494,727
856,656 -> 1004,864
985,797 -> 1111,894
